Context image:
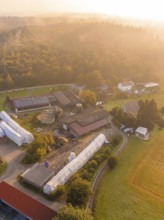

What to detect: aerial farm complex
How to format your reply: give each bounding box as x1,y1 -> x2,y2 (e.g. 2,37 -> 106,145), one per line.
0,80 -> 158,218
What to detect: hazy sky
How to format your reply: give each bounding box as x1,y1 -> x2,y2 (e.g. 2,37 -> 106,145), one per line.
0,0 -> 164,21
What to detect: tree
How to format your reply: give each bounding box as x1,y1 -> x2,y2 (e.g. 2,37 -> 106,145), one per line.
137,99 -> 159,130
160,106 -> 164,116
79,90 -> 96,105
66,178 -> 91,207
53,204 -> 94,220
86,70 -> 102,88
108,156 -> 117,169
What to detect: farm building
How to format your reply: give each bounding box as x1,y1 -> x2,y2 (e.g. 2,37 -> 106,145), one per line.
122,101 -> 140,115
144,82 -> 159,92
0,182 -> 57,220
118,81 -> 134,93
53,90 -> 80,109
135,127 -> 150,140
43,134 -> 109,194
12,96 -> 51,112
62,109 -> 110,137
21,164 -> 54,189
0,111 -> 34,144
0,121 -> 24,146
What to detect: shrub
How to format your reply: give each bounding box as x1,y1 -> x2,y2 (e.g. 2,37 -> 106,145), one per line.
88,160 -> 98,170
49,185 -> 65,200
67,178 -> 91,207
80,170 -> 91,181
108,156 -> 117,170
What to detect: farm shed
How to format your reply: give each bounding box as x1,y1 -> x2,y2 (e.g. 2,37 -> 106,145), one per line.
0,121 -> 24,146
62,109 -> 110,137
135,127 -> 149,140
144,82 -> 159,92
0,111 -> 34,144
12,96 -> 51,112
53,90 -> 80,109
21,164 -> 54,189
0,182 -> 57,220
43,133 -> 109,194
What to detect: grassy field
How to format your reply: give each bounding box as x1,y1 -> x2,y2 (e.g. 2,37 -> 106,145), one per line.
94,130 -> 164,220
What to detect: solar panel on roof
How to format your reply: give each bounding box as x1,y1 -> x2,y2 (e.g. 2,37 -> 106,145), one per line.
13,96 -> 50,109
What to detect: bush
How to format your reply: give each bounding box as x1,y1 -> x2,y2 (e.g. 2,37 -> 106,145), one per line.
66,178 -> 91,207
80,170 -> 91,181
111,135 -> 121,146
88,160 -> 98,169
49,185 -> 65,200
108,156 -> 117,170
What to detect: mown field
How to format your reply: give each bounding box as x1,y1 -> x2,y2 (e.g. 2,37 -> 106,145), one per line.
94,130 -> 164,220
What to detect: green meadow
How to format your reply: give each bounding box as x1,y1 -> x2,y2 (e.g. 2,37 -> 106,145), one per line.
94,130 -> 164,220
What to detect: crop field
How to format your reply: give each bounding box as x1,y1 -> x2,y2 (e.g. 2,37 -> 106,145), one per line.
94,130 -> 164,220
131,133 -> 164,201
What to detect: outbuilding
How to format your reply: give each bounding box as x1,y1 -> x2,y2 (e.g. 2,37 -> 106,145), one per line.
21,164 -> 54,189
135,127 -> 150,140
0,182 -> 56,220
118,81 -> 134,93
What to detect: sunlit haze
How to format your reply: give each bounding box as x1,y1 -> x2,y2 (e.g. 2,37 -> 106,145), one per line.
0,0 -> 164,21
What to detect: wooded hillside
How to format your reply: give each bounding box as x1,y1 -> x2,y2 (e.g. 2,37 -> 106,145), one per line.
0,16 -> 163,90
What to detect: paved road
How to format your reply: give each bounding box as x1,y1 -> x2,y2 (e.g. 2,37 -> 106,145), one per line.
0,83 -> 84,94
86,117 -> 128,210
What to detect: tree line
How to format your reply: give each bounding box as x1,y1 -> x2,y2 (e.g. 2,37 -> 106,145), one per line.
0,17 -> 163,90
111,99 -> 164,130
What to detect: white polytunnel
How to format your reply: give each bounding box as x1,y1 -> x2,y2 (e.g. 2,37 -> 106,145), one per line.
0,121 -> 24,146
43,133 -> 109,194
0,111 -> 34,144
0,128 -> 5,138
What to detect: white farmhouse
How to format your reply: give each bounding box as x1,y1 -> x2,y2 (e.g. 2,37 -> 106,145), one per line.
118,81 -> 134,93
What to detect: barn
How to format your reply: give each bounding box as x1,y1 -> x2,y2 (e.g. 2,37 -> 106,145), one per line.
62,109 -> 110,137
12,96 -> 51,112
0,182 -> 56,220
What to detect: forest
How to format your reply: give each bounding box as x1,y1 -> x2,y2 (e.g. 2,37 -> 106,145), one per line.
0,16 -> 163,90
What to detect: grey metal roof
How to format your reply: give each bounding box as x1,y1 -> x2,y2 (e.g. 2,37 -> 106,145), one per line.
22,164 -> 54,188
13,96 -> 50,109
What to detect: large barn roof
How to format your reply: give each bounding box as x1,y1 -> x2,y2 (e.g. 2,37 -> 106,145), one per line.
63,109 -> 109,136
12,96 -> 50,110
0,182 -> 57,220
54,90 -> 80,107
70,119 -> 109,136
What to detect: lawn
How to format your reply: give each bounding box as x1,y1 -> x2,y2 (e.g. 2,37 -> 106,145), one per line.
94,130 -> 164,220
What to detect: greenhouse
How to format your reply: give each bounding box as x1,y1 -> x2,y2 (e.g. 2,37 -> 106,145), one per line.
43,133 -> 109,194
0,111 -> 34,144
0,121 -> 24,146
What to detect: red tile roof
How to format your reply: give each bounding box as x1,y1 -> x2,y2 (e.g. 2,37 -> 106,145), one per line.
0,182 -> 57,220
69,118 -> 109,136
